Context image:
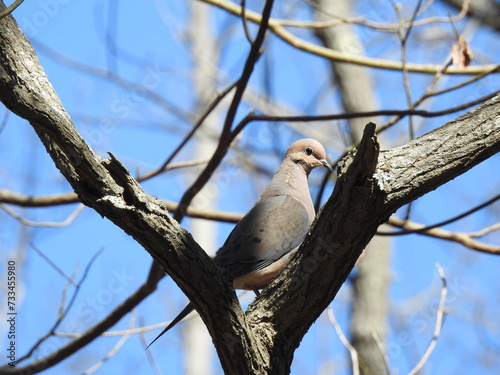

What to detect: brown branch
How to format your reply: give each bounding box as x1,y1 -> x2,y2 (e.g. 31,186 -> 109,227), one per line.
379,193 -> 500,236
202,0 -> 500,75
136,81 -> 238,182
386,216 -> 500,255
16,249 -> 102,365
0,203 -> 84,227
174,0 -> 275,222
0,1 -> 499,373
0,0 -> 23,19
0,190 -> 80,207
0,189 -> 242,222
233,90 -> 500,127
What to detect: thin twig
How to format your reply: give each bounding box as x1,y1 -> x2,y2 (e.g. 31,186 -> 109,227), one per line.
466,222 -> 500,238
378,193 -> 500,236
30,242 -> 77,285
407,264 -> 448,375
17,248 -> 103,364
0,107 -> 9,136
83,311 -> 136,374
0,202 -> 84,227
136,81 -> 238,183
240,0 -> 254,44
327,308 -> 360,375
0,0 -> 24,19
237,0 -> 470,32
138,317 -> 162,375
201,0 -> 496,74
174,0 -> 275,222
384,216 -> 500,255
233,89 -> 500,130
371,329 -> 390,375
391,0 -> 423,221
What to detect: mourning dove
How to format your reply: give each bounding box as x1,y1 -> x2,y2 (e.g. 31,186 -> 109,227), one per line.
148,139 -> 332,348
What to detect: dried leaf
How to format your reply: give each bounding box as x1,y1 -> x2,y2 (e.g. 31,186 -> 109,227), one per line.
451,36 -> 473,68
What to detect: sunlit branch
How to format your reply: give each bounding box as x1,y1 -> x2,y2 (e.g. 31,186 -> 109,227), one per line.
83,311 -> 136,375
173,0 -> 276,222
200,0 -> 498,74
0,0 -> 24,19
301,0 -> 469,32
137,81 -> 238,182
407,264 -> 448,375
327,308 -> 360,375
385,216 -> 500,255
0,202 -> 84,227
379,194 -> 500,236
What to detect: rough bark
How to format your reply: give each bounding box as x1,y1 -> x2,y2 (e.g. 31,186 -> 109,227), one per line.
313,0 -> 391,373
0,4 -> 499,375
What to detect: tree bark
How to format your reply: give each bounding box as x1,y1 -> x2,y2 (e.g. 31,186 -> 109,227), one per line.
313,1 -> 391,373
0,4 -> 499,375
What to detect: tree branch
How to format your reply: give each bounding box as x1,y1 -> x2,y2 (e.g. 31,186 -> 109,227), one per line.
0,1 -> 499,373
201,0 -> 500,75
244,95 -> 500,370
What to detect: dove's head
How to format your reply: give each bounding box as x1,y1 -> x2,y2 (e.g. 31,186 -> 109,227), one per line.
286,138 -> 333,175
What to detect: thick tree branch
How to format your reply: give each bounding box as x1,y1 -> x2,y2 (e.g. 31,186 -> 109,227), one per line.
244,94 -> 500,371
0,6 -> 261,375
0,1 -> 499,373
2,189 -> 497,254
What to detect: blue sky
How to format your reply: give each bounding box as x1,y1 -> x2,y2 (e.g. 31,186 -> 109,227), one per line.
1,0 -> 499,374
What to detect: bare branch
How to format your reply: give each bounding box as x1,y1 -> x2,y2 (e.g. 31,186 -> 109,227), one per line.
138,317 -> 161,375
201,0 -> 499,74
83,311 -> 136,375
136,81 -> 238,182
386,216 -> 500,255
0,203 -> 84,227
0,190 -> 80,207
174,0 -> 276,222
370,329 -> 390,375
327,308 -> 360,375
17,249 -> 102,364
240,0 -> 254,44
305,0 -> 470,32
0,0 -> 23,19
407,264 -> 448,375
30,243 -> 76,285
466,222 -> 500,238
379,193 -> 500,235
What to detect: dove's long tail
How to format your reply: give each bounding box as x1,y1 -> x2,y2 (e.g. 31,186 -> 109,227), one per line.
146,302 -> 194,349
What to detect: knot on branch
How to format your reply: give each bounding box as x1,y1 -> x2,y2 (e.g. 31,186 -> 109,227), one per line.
339,122 -> 380,188
103,153 -> 145,208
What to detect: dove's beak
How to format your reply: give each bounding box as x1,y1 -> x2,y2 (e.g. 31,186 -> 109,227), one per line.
320,159 -> 334,174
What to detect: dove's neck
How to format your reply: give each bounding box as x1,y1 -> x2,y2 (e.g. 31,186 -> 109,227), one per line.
260,159 -> 315,221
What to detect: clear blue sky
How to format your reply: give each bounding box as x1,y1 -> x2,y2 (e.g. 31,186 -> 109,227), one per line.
1,1 -> 499,374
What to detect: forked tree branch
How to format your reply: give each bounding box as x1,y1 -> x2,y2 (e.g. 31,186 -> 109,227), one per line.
0,2 -> 499,374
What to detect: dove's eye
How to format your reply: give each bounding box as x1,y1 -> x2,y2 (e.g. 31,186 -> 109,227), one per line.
305,147 -> 313,156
